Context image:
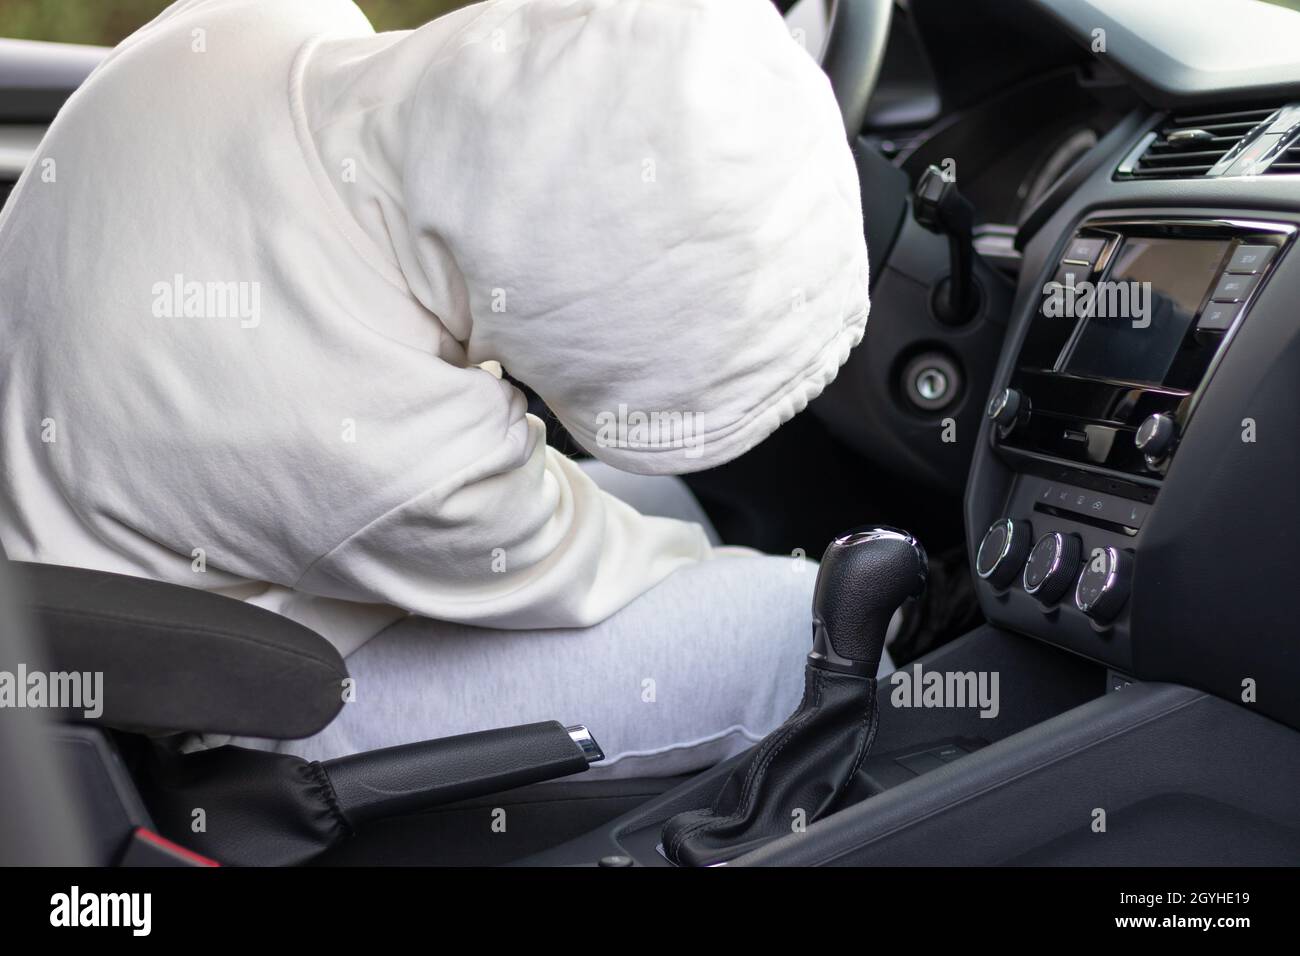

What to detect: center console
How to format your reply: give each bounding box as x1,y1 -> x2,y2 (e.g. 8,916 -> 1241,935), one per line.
970,215 -> 1294,672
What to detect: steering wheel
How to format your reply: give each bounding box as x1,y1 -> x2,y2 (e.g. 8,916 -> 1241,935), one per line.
776,0 -> 894,137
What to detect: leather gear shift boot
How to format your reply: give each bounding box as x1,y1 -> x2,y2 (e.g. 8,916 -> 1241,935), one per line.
662,526 -> 926,866
662,661 -> 877,866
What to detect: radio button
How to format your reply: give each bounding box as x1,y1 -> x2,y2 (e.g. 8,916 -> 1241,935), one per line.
1210,273 -> 1258,303
1135,412 -> 1178,463
1047,264 -> 1095,317
1052,262 -> 1091,288
1197,301 -> 1242,332
1226,244 -> 1276,274
1037,481 -> 1148,528
986,387 -> 1026,435
1063,236 -> 1106,267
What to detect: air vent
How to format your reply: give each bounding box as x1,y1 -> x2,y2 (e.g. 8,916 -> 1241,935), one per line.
1118,107 -> 1277,179
1263,142 -> 1300,175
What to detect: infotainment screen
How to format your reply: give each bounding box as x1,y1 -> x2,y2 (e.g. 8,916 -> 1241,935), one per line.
1063,237 -> 1230,386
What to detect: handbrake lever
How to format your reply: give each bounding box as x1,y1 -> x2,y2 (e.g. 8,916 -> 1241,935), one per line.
321,721 -> 602,830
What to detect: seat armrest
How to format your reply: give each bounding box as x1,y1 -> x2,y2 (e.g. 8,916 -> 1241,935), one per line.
9,561 -> 347,739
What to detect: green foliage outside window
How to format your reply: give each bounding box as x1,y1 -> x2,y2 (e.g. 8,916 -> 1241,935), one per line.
0,0 -> 470,46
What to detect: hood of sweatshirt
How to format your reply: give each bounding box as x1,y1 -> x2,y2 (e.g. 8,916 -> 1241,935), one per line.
301,0 -> 869,475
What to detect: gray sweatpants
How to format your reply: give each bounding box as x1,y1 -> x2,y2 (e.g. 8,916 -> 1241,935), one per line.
271,461 -> 892,778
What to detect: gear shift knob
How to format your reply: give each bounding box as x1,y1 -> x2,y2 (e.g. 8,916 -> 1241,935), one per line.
810,526 -> 927,675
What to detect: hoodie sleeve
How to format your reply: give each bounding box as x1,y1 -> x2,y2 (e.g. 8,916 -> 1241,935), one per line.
295,384 -> 713,630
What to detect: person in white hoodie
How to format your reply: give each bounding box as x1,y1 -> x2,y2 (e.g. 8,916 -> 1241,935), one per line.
0,0 -> 875,776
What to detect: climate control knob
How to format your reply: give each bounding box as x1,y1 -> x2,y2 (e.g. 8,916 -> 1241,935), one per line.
975,518 -> 1033,589
1074,546 -> 1133,625
1023,532 -> 1083,606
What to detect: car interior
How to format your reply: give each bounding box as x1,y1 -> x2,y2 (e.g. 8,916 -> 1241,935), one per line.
2,0 -> 1300,868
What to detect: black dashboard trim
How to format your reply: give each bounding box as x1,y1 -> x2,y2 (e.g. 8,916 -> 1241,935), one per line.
966,155 -> 1300,725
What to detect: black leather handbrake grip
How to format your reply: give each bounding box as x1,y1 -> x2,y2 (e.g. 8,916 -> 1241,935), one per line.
322,721 -> 601,830
137,720 -> 602,865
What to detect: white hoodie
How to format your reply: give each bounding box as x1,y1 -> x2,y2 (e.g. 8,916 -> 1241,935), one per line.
0,0 -> 868,656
